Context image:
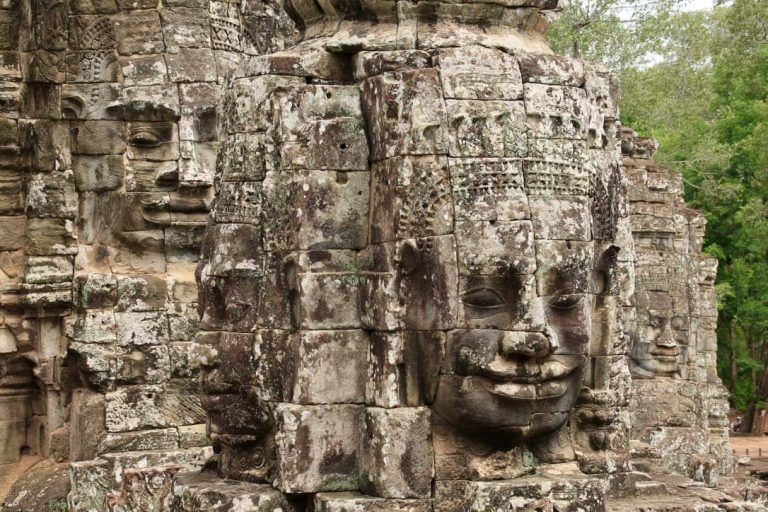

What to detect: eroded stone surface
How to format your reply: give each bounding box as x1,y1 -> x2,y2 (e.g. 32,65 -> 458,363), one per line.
191,5 -> 632,509
0,0 -> 754,509
623,127 -> 732,482
0,0 -> 292,505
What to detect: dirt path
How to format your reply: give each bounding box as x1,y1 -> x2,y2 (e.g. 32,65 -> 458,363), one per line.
731,435 -> 768,458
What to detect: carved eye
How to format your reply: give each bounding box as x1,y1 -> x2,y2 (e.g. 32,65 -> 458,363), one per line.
671,316 -> 686,330
548,294 -> 583,311
648,315 -> 663,328
461,288 -> 505,308
129,129 -> 162,147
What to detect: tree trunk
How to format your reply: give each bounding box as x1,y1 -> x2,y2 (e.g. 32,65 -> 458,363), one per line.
740,345 -> 768,434
741,401 -> 756,433
751,341 -> 768,434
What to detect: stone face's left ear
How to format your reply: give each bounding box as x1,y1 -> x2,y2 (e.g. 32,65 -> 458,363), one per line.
397,239 -> 421,276
592,243 -> 620,296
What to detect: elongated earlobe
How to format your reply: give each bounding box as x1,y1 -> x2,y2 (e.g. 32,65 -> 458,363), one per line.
397,240 -> 421,276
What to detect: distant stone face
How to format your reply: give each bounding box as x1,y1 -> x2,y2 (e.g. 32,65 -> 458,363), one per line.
195,1 -> 632,504
630,288 -> 691,379
623,128 -> 732,482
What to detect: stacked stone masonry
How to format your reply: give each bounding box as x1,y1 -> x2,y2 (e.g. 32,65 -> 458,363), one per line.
192,7 -> 633,508
623,128 -> 732,484
0,0 -> 761,510
0,0 -> 293,487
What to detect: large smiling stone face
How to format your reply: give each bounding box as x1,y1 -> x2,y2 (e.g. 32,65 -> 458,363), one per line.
195,40 -> 627,491
434,235 -> 593,443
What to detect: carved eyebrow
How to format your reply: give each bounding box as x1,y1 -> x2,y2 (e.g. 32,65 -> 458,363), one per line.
539,256 -> 592,296
120,100 -> 180,122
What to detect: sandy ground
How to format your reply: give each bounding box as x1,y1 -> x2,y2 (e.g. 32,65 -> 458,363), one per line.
0,455 -> 43,505
731,435 -> 768,458
730,435 -> 768,478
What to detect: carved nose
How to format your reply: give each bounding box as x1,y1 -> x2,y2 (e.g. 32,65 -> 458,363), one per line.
655,323 -> 677,349
499,328 -> 558,359
155,166 -> 179,186
179,146 -> 215,189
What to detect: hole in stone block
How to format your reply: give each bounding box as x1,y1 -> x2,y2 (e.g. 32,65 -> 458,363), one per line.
336,171 -> 348,184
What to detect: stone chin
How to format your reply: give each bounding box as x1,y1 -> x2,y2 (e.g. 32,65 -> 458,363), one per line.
432,366 -> 583,445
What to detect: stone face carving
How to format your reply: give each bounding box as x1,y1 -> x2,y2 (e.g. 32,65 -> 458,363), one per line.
0,0 -> 294,481
0,0 -> 752,508
630,286 -> 690,379
194,1 -> 635,506
623,128 -> 732,483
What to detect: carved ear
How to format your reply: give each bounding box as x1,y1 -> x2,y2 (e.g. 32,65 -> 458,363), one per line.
397,240 -> 421,276
593,243 -> 620,296
282,258 -> 301,329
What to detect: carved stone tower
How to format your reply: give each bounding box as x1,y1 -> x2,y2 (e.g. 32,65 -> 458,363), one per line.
193,0 -> 635,508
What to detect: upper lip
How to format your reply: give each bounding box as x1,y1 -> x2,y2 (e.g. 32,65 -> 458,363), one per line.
141,196 -> 210,213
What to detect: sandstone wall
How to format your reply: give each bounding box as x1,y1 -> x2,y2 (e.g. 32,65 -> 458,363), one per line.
0,0 -> 30,468
0,0 -> 293,470
0,0 -> 743,509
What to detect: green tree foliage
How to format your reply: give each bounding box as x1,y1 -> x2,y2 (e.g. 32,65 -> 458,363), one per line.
549,0 -> 768,427
706,0 -> 768,427
548,0 -> 682,70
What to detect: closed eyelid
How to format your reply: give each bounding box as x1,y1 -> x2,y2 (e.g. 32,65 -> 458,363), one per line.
547,293 -> 584,310
461,287 -> 506,308
129,130 -> 162,146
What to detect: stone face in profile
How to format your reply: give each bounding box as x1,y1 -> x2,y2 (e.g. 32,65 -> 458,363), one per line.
196,0 -> 632,503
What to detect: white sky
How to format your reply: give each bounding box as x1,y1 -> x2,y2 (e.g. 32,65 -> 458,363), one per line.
681,0 -> 715,11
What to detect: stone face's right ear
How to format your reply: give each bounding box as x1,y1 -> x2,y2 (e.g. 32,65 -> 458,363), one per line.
282,257 -> 300,329
396,239 -> 421,276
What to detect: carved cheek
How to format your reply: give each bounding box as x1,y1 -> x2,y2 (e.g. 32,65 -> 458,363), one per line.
546,300 -> 591,356
460,307 -> 512,329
